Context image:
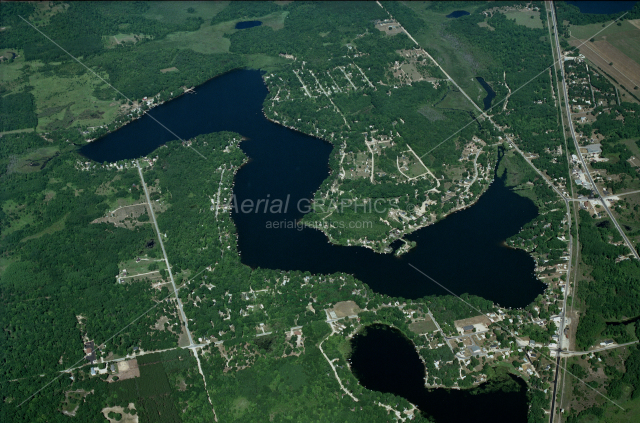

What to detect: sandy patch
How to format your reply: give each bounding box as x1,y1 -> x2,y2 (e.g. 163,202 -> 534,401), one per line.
330,301 -> 361,318
454,315 -> 492,334
629,19 -> 640,31
113,359 -> 140,381
101,404 -> 138,423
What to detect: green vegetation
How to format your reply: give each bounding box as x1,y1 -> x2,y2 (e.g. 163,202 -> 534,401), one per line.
6,2 -> 640,421
574,210 -> 640,350
0,92 -> 38,131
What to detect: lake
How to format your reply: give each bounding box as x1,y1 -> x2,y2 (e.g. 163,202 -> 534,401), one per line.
81,69 -> 545,309
566,1 -> 637,14
349,324 -> 529,422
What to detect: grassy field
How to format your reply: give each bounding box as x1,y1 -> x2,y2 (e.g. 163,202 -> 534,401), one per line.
436,89 -> 478,112
501,9 -> 543,29
621,139 -> 640,157
143,1 -> 229,25
103,33 -> 153,49
1,53 -> 122,131
401,1 -> 490,98
6,146 -> 59,174
570,20 -> 640,45
0,206 -> 35,238
570,20 -> 640,69
0,128 -> 35,136
145,9 -> 288,55
153,20 -> 235,54
20,213 -> 68,243
601,386 -> 640,422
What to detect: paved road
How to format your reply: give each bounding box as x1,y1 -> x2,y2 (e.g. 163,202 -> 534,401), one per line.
560,341 -> 639,357
549,8 -> 639,260
137,161 -> 195,347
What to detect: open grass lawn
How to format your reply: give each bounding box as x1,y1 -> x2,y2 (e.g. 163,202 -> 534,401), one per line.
570,20 -> 640,44
154,20 -> 235,54
409,319 -> 437,334
501,9 -> 543,29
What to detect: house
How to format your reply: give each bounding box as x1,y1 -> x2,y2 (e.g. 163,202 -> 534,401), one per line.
84,341 -> 96,363
462,325 -> 475,333
468,345 -> 482,356
580,144 -> 602,155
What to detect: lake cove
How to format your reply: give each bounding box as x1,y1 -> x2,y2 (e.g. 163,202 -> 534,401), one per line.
81,69 -> 545,309
349,324 -> 529,422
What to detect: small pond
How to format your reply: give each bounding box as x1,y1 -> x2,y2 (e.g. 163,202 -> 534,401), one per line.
235,20 -> 262,29
446,11 -> 471,18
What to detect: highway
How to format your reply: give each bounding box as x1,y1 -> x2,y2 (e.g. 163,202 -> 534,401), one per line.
548,5 -> 639,261
546,3 -> 637,420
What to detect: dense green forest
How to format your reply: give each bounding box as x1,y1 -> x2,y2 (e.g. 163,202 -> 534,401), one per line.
0,92 -> 38,131
574,210 -> 640,350
0,2 -> 202,62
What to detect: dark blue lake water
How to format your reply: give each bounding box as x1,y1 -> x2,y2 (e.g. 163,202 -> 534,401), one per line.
446,10 -> 471,18
566,1 -> 637,14
80,69 -> 545,308
235,20 -> 262,29
350,324 -> 529,422
476,77 -> 496,111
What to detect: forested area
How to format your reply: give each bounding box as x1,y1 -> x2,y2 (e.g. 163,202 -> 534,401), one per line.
0,92 -> 38,131
200,321 -> 420,422
0,2 -> 202,62
87,48 -> 243,107
227,2 -> 394,63
575,210 -> 640,349
0,132 -> 189,421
